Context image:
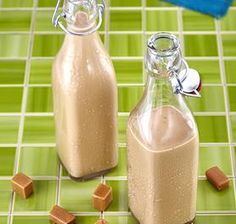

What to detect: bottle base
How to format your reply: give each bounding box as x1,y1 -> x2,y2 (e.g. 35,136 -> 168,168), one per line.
58,157 -> 116,181
69,167 -> 115,181
130,210 -> 195,224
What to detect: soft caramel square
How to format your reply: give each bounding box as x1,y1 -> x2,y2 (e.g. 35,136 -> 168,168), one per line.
49,205 -> 76,224
92,183 -> 113,211
206,166 -> 229,191
11,172 -> 33,199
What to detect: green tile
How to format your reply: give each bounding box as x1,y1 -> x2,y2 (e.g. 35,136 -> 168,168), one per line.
183,11 -> 215,31
187,86 -> 225,112
18,147 -> 58,176
222,35 -> 236,56
0,180 -> 12,212
14,180 -> 56,211
35,10 -> 59,32
0,88 -> 23,112
197,180 -> 236,210
0,0 -> 33,7
109,34 -> 143,56
221,10 -> 236,31
61,165 -> 69,176
231,116 -> 236,142
0,35 -> 29,58
228,87 -> 236,111
38,0 -> 55,7
32,35 -> 64,57
184,35 -> 218,56
146,0 -> 173,7
106,180 -> 128,211
0,216 -> 8,224
0,117 -> 20,143
110,11 -> 141,31
187,60 -> 221,84
118,86 -> 143,112
0,147 -> 16,176
23,116 -> 55,143
114,60 -> 143,84
75,216 -> 100,223
110,0 -> 141,6
146,11 -> 178,31
118,115 -> 128,143
196,215 -> 236,224
0,60 -> 25,84
0,11 -> 31,31
199,147 -> 232,176
29,59 -> 52,84
26,87 -> 53,112
60,179 -> 99,212
106,147 -> 127,177
105,215 -> 138,224
13,216 -> 49,224
225,60 -> 236,83
195,116 -> 228,143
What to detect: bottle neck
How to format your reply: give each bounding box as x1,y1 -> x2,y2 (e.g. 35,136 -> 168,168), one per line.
145,71 -> 175,107
60,0 -> 102,35
143,33 -> 184,107
66,11 -> 96,34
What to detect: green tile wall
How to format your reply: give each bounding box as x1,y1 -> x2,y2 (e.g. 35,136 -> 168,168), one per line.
0,60 -> 25,84
0,0 -> 236,223
182,11 -> 215,31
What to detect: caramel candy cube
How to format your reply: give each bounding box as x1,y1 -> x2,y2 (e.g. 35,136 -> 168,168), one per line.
206,166 -> 229,191
92,183 -> 113,211
49,205 -> 76,224
95,219 -> 109,224
11,173 -> 33,199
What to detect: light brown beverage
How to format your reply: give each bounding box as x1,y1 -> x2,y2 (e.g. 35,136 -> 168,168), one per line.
52,12 -> 118,179
127,105 -> 199,224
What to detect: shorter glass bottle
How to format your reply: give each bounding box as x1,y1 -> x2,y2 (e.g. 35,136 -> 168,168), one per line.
52,0 -> 118,179
127,33 -> 199,224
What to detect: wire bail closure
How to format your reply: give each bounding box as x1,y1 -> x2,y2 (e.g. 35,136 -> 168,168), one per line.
171,60 -> 201,97
52,0 -> 105,36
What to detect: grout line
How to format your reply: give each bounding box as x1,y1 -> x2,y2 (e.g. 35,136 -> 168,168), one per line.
215,19 -> 236,203
2,56 -> 236,61
0,83 -> 230,88
3,210 -> 236,216
100,0 -> 111,220
4,30 -> 236,35
55,164 -> 62,205
1,141 -> 236,148
2,6 -> 236,11
1,142 -> 236,148
0,175 -> 235,181
7,1 -> 38,223
141,0 -> 146,84
104,0 -> 110,51
177,7 -> 184,56
0,82 -> 227,88
24,56 -> 236,61
0,111 -> 230,117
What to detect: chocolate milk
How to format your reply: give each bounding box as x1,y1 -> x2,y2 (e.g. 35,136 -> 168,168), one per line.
52,12 -> 118,179
127,105 -> 199,224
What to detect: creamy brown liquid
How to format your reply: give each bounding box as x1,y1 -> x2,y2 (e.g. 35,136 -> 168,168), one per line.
52,13 -> 118,178
127,106 -> 199,224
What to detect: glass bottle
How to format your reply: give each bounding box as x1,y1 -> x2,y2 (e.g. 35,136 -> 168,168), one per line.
52,0 -> 118,179
127,33 -> 199,224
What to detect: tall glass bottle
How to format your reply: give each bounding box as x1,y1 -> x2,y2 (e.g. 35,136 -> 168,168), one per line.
127,33 -> 199,224
52,0 -> 117,179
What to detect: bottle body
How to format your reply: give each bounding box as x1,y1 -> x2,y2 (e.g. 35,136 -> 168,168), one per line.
52,32 -> 118,179
127,33 -> 199,224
